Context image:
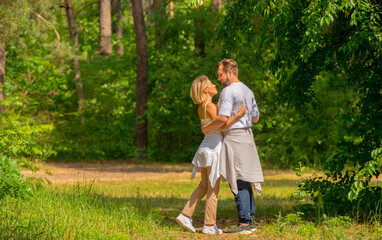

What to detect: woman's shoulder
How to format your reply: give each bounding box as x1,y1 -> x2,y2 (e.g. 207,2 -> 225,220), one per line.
205,102 -> 217,118
198,102 -> 217,119
205,102 -> 217,109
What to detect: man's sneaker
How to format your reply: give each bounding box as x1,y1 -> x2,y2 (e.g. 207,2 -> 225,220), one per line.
249,222 -> 257,232
202,224 -> 223,234
227,224 -> 252,234
176,214 -> 196,232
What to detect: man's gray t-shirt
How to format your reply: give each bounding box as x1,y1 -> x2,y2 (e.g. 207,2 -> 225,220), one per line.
218,82 -> 259,130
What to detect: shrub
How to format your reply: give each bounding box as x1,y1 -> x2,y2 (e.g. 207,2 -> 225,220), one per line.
0,155 -> 32,200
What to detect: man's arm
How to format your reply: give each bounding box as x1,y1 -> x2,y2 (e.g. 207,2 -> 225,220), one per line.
252,115 -> 259,123
201,115 -> 228,134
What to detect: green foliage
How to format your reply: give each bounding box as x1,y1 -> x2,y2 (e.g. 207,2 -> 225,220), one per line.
0,115 -> 48,200
219,0 -> 382,218
0,0 -> 30,41
0,125 -> 31,158
216,1 -> 358,168
0,155 -> 32,200
348,145 -> 382,200
51,54 -> 137,159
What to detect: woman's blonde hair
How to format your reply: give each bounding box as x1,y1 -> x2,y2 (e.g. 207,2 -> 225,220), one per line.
190,75 -> 209,104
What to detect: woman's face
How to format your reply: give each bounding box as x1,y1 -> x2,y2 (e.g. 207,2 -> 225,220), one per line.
205,80 -> 218,97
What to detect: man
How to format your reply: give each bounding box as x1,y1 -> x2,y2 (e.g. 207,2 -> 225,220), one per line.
202,59 -> 264,234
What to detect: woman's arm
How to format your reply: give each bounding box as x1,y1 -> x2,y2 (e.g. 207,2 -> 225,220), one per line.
219,105 -> 247,131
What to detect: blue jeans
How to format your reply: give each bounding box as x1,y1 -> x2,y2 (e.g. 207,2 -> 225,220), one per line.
232,180 -> 256,224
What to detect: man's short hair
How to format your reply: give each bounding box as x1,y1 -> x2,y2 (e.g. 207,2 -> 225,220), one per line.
216,59 -> 239,76
190,75 -> 209,104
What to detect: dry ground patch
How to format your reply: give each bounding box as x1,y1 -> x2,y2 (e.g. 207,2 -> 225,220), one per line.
22,161 -> 300,183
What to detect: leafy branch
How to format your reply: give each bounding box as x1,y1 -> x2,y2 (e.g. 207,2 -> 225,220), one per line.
348,145 -> 382,200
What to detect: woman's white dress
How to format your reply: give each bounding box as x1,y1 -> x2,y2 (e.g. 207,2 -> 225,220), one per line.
191,103 -> 223,188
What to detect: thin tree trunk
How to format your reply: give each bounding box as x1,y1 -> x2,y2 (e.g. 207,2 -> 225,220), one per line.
194,3 -> 205,57
131,0 -> 148,154
0,41 -> 6,113
153,0 -> 160,15
112,0 -> 124,55
152,0 -> 165,47
64,0 -> 85,116
99,0 -> 112,56
212,0 -> 221,12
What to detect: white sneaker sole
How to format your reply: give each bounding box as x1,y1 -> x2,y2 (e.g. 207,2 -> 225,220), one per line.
176,218 -> 195,233
202,230 -> 223,234
239,230 -> 252,234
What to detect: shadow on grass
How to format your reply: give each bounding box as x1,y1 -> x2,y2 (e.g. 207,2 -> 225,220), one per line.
262,179 -> 299,187
52,188 -> 295,230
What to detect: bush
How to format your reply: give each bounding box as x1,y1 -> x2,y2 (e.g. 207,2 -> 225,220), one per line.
0,155 -> 32,200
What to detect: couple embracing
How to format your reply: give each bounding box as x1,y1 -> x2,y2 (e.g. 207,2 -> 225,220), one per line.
176,59 -> 264,235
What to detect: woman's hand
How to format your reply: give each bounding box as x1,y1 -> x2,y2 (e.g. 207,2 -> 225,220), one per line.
201,125 -> 208,135
237,104 -> 247,117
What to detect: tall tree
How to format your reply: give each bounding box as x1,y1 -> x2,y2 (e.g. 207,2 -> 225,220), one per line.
63,0 -> 85,113
111,0 -> 124,55
0,41 -> 6,113
131,0 -> 148,154
212,0 -> 221,12
99,0 -> 112,56
194,2 -> 205,57
152,0 -> 165,47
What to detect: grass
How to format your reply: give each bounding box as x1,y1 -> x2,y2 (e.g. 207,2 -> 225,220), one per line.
1,162 -> 381,239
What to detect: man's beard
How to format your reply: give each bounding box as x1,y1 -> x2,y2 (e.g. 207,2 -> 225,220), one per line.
224,76 -> 230,86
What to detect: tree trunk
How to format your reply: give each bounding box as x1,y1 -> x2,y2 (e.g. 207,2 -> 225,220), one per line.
64,0 -> 85,114
112,0 -> 124,55
152,0 -> 165,47
212,0 -> 221,12
131,0 -> 148,154
194,3 -> 205,57
0,41 -> 6,113
99,0 -> 112,57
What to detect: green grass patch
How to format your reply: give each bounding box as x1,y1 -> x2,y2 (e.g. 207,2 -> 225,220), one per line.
1,164 -> 381,239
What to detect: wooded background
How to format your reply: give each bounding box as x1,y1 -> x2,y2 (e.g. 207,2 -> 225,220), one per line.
0,0 -> 381,217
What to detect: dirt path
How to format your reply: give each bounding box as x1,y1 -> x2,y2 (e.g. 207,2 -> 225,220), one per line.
22,161 -> 197,183
22,161 -> 303,183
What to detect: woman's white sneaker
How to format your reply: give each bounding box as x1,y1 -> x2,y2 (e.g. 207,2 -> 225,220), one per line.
176,214 -> 196,232
202,224 -> 223,234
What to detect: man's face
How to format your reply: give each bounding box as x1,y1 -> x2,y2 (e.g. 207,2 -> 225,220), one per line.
217,65 -> 231,86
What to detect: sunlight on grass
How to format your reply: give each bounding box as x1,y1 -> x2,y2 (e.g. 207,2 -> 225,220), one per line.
2,164 -> 381,239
